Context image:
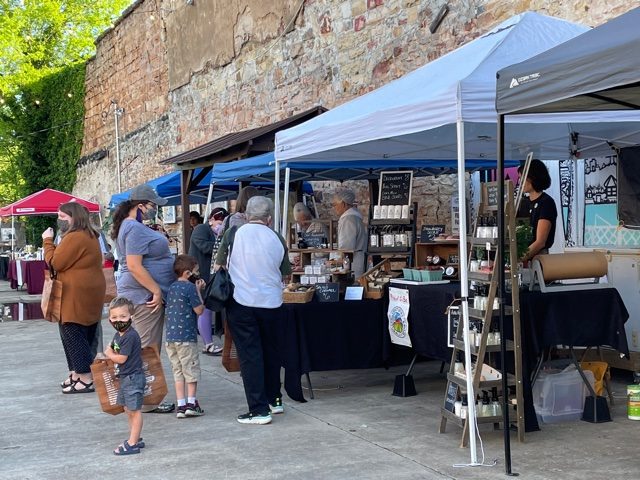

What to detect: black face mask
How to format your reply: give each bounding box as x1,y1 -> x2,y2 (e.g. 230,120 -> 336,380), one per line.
111,320 -> 132,333
57,219 -> 70,233
188,273 -> 200,284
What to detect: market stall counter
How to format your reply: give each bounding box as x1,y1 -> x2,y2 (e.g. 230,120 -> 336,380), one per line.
279,298 -> 386,401
519,287 -> 629,431
7,260 -> 48,294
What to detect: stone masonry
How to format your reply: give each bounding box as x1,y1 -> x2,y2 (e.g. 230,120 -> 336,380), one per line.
76,0 -> 634,232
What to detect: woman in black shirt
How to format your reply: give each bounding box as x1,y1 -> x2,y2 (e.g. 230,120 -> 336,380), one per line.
518,159 -> 557,264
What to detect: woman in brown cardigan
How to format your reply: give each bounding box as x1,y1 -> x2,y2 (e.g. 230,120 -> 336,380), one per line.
42,202 -> 106,393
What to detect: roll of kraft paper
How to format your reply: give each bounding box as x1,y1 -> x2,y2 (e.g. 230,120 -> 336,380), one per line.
536,252 -> 608,282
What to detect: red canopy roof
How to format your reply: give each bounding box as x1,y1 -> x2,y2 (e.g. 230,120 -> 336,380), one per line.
0,189 -> 100,216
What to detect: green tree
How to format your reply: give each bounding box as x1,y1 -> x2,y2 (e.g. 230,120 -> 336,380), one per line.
0,0 -> 132,242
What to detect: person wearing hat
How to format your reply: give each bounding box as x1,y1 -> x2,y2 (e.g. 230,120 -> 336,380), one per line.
332,188 -> 367,278
110,184 -> 177,412
188,207 -> 229,354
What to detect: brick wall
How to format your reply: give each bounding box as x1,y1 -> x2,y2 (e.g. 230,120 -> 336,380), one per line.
75,0 -> 635,230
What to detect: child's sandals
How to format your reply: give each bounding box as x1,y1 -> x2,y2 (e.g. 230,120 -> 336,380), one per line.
113,440 -> 140,456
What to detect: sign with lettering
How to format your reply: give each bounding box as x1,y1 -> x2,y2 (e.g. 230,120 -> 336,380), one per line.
314,282 -> 339,302
447,306 -> 461,348
302,231 -> 325,248
485,182 -> 499,208
444,382 -> 459,413
379,171 -> 413,206
387,287 -> 412,347
420,224 -> 445,242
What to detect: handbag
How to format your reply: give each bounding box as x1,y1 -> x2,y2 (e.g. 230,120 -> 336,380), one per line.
203,268 -> 234,312
221,318 -> 241,373
41,266 -> 62,322
103,267 -> 117,303
91,346 -> 168,415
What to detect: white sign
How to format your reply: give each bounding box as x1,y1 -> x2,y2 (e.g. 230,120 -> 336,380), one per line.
344,286 -> 364,300
387,287 -> 412,347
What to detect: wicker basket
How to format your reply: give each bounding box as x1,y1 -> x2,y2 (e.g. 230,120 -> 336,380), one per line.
283,288 -> 315,303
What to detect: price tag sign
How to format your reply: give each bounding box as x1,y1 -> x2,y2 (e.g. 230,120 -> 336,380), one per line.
379,171 -> 413,206
314,283 -> 339,302
344,286 -> 364,300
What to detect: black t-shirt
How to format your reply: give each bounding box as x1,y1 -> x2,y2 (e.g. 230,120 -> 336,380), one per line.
529,192 -> 557,251
111,328 -> 143,377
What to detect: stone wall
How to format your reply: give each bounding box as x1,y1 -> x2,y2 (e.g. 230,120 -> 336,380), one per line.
76,0 -> 635,231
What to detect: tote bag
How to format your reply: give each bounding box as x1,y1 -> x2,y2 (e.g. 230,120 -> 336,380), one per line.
41,266 -> 62,322
103,267 -> 117,303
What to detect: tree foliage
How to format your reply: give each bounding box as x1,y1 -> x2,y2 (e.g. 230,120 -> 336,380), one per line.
0,0 -> 132,242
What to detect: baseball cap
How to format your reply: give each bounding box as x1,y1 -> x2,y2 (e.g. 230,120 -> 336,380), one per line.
128,185 -> 168,206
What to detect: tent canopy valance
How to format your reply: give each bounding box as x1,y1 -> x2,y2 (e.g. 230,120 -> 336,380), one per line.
0,189 -> 100,217
209,152 -> 519,184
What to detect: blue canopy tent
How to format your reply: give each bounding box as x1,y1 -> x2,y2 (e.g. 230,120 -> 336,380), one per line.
209,151 -> 518,232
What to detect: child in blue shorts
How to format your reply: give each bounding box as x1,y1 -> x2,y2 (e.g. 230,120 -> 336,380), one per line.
104,297 -> 146,455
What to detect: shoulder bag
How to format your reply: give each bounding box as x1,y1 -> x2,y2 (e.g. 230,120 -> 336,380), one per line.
41,265 -> 62,322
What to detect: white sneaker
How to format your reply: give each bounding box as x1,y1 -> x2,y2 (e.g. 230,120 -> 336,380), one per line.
269,397 -> 284,414
237,412 -> 272,425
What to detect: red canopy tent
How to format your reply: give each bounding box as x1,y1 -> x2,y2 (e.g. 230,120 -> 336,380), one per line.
0,189 -> 101,250
0,188 -> 100,216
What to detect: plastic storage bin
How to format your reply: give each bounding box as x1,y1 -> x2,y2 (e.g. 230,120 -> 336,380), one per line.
533,368 -> 595,424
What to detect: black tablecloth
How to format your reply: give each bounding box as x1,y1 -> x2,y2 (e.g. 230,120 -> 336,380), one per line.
386,282 -> 461,363
520,287 -> 629,431
279,298 -> 385,401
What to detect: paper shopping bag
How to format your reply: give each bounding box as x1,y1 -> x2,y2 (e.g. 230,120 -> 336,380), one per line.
41,267 -> 62,322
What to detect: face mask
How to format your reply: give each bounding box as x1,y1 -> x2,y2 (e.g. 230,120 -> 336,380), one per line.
213,223 -> 224,236
111,319 -> 132,333
144,206 -> 157,221
57,219 -> 70,233
188,272 -> 200,284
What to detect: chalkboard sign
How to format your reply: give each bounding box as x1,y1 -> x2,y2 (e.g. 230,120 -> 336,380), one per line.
314,282 -> 340,302
420,224 -> 445,242
379,171 -> 413,206
485,182 -> 499,208
302,231 -> 325,248
447,306 -> 461,348
444,382 -> 459,413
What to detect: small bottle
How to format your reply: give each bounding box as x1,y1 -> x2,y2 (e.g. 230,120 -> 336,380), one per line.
481,391 -> 491,416
460,394 -> 468,419
454,398 -> 462,417
366,255 -> 374,272
490,216 -> 499,239
474,327 -> 481,347
491,387 -> 502,417
342,255 -> 351,272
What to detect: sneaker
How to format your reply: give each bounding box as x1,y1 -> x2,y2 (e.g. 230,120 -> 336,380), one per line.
237,412 -> 272,425
185,401 -> 204,417
211,345 -> 223,356
176,405 -> 187,419
269,397 -> 284,414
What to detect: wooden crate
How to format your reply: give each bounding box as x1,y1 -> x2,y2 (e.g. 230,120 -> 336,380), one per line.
359,259 -> 394,299
283,288 -> 315,303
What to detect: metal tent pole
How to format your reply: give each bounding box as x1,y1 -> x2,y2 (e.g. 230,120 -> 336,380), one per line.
281,167 -> 291,235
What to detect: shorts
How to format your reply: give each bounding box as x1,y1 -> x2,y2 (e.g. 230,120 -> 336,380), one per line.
117,372 -> 146,411
166,342 -> 201,383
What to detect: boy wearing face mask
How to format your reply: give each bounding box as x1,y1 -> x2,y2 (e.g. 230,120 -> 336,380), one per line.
165,254 -> 206,418
104,297 -> 146,455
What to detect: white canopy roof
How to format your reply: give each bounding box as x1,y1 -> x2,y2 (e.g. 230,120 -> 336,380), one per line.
276,12 -> 640,162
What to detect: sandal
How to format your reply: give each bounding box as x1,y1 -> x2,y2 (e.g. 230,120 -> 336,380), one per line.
113,440 -> 140,456
134,437 -> 145,449
60,374 -> 75,388
203,343 -> 223,356
62,378 -> 95,394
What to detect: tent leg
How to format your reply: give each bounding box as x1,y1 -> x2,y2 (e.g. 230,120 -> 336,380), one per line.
204,182 -> 215,220
281,167 -> 291,235
456,119 -> 478,465
274,159 -> 281,235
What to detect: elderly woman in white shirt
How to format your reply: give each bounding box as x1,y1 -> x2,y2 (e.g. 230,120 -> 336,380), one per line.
332,188 -> 367,278
225,196 -> 291,425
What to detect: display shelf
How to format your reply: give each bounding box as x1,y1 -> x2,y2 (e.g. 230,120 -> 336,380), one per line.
446,372 -> 516,390
467,306 -> 513,319
468,236 -> 499,246
368,246 -> 411,254
452,339 -> 515,354
369,218 -> 412,225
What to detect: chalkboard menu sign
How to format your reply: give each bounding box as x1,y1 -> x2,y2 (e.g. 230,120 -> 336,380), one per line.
302,231 -> 325,248
314,282 -> 340,302
379,171 -> 413,206
447,306 -> 461,348
485,182 -> 499,208
444,382 -> 459,413
420,224 -> 445,242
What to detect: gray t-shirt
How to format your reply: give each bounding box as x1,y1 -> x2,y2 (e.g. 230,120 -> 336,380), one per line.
116,219 -> 176,305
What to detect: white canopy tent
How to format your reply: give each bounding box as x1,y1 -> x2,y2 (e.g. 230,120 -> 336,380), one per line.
274,11 -> 640,468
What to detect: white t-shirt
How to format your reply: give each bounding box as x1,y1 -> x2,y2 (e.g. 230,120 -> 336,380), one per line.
228,223 -> 286,309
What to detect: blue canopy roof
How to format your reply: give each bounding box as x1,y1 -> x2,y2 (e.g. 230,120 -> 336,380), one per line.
108,166 -> 313,209
210,152 -> 518,184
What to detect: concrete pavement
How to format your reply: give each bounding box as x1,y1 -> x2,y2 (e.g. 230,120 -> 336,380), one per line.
1,279 -> 639,479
